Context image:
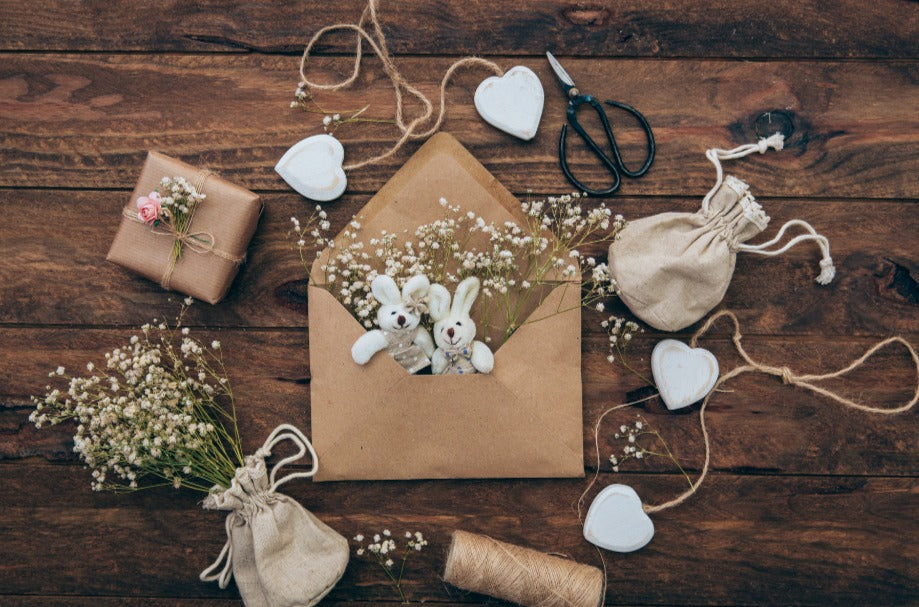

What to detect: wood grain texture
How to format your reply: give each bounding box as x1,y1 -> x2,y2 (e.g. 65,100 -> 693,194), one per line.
2,190 -> 916,334
0,1 -> 916,59
2,2 -> 917,605
0,465 -> 915,605
2,328 -> 916,476
1,54 -> 916,197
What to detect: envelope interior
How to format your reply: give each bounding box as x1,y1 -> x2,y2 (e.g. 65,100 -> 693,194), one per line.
310,133 -> 580,346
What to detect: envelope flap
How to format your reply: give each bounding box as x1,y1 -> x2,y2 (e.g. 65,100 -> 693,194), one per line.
311,132 -> 527,279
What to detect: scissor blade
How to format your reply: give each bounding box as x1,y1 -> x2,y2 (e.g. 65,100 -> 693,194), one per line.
546,51 -> 576,89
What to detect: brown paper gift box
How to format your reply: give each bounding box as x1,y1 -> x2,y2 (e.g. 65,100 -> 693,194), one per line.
309,133 -> 584,481
106,152 -> 262,304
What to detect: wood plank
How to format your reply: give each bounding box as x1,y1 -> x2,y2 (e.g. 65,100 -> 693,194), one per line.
1,190 -> 916,335
3,599 -> 242,607
2,329 -> 916,476
0,466 -> 914,605
1,55 -> 916,198
0,1 -> 916,59
3,599 -> 495,607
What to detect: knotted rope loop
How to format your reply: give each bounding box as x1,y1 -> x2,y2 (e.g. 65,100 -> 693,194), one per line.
701,133 -> 784,215
583,310 -> 918,519
647,310 -> 919,513
297,0 -> 503,171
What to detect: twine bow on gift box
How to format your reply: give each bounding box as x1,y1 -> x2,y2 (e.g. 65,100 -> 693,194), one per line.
123,170 -> 246,289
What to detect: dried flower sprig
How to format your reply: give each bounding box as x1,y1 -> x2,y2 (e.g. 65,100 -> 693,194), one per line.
291,192 -> 627,347
610,414 -> 691,488
601,315 -> 650,384
291,81 -> 395,133
135,176 -> 208,266
30,299 -> 244,493
353,529 -> 428,604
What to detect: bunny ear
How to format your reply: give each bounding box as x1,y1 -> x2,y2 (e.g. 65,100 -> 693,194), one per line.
427,284 -> 451,321
402,275 -> 430,299
452,277 -> 480,316
371,275 -> 401,306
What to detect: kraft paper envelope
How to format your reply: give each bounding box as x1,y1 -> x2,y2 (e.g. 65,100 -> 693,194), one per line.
309,132 -> 583,481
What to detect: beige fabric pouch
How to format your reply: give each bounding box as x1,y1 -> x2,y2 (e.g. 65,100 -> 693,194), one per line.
200,425 -> 348,606
609,134 -> 835,332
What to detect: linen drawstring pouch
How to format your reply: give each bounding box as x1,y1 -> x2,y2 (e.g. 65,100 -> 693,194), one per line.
200,424 -> 349,607
608,134 -> 835,332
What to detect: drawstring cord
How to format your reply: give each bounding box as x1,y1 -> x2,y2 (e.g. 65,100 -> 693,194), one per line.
199,424 -> 319,587
701,133 -> 785,214
737,219 -> 836,284
700,133 -> 835,285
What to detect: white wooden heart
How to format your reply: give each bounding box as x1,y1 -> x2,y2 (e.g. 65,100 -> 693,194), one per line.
474,66 -> 544,141
583,484 -> 654,553
651,339 -> 719,411
275,134 -> 347,202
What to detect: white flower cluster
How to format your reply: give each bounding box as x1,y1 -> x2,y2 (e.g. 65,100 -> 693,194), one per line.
291,192 -> 628,346
352,530 -> 428,602
290,81 -> 375,133
601,315 -> 641,364
30,304 -> 242,493
608,414 -> 690,489
158,176 -> 205,217
610,416 -> 648,471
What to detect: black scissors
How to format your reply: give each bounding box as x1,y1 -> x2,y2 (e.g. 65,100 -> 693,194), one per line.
546,51 -> 655,196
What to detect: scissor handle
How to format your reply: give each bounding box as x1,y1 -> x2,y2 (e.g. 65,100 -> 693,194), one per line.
558,95 -> 655,196
561,96 -> 622,196
602,99 -> 655,178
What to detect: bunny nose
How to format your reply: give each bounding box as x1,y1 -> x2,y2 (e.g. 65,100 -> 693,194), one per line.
397,315 -> 406,326
447,327 -> 455,338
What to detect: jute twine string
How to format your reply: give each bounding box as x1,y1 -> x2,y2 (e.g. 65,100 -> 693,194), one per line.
444,530 -> 604,607
580,309 -> 919,519
123,170 -> 244,289
297,0 -> 503,171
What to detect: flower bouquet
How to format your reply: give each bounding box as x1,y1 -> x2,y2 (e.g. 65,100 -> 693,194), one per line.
31,301 -> 348,607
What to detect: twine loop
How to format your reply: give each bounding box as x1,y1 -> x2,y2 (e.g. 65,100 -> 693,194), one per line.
297,0 -> 503,171
581,310 -> 919,522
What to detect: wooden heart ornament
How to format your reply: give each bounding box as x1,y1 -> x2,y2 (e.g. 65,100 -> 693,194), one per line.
275,134 -> 347,202
474,66 -> 544,141
583,484 -> 654,552
651,339 -> 719,411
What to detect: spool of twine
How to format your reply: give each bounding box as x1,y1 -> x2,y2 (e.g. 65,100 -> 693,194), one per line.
444,530 -> 604,607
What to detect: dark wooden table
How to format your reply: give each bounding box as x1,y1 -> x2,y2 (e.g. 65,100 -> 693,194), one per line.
1,2 -> 917,605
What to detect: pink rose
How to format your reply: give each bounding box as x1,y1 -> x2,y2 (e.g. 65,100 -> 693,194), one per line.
136,191 -> 162,225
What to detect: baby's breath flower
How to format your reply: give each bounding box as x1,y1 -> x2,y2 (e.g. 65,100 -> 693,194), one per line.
353,530 -> 428,603
292,191 -> 626,347
30,307 -> 243,494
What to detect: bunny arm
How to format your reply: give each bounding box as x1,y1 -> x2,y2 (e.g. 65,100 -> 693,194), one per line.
431,349 -> 448,374
413,328 -> 435,358
470,341 -> 494,373
351,330 -> 389,365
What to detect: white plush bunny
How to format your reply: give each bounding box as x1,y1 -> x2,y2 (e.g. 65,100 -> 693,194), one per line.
351,274 -> 435,374
428,276 -> 494,375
